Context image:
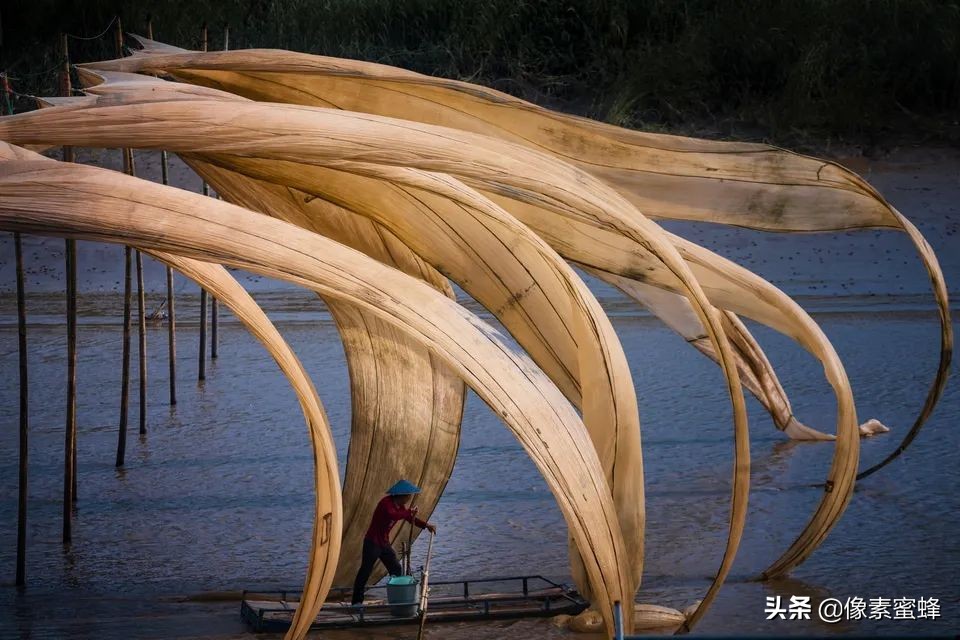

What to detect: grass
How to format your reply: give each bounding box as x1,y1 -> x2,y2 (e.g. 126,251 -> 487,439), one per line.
2,0 -> 958,146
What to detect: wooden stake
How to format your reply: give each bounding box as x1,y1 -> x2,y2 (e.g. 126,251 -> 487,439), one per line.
66,236 -> 77,497
115,18 -> 137,462
136,250 -> 147,434
211,299 -> 219,359
196,22 -> 219,363
59,34 -> 74,165
166,261 -> 177,404
117,246 -> 131,467
60,31 -> 78,541
63,236 -> 76,542
15,232 -> 28,585
198,163 -> 210,379
209,24 -> 228,361
197,120 -> 210,380
61,31 -> 78,500
161,151 -> 177,405
199,288 -> 207,381
415,532 -> 436,640
147,16 -> 173,401
114,17 -> 124,59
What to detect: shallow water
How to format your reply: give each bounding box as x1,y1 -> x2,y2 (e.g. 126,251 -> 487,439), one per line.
0,155 -> 958,638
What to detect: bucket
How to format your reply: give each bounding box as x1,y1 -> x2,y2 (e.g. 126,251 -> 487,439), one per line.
385,575 -> 420,617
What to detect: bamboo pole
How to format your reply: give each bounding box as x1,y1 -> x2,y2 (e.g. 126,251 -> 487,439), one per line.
65,234 -> 77,512
198,175 -> 209,382
117,246 -> 131,467
15,232 -> 28,586
147,15 -> 177,404
166,257 -> 177,403
62,38 -> 78,505
197,23 -> 213,381
65,232 -> 77,500
199,285 -> 207,381
115,18 -> 134,466
211,298 -> 218,358
3,78 -> 24,586
63,244 -> 76,539
415,532 -> 436,640
109,21 -> 148,435
162,152 -> 177,405
136,250 -> 147,433
60,32 -> 77,542
209,24 -> 229,361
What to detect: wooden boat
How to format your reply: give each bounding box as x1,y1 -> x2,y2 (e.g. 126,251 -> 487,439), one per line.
240,575 -> 588,632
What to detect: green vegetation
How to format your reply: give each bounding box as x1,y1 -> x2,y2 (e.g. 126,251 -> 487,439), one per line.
2,0 -> 958,145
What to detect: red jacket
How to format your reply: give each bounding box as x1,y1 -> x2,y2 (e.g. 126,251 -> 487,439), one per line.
365,495 -> 427,547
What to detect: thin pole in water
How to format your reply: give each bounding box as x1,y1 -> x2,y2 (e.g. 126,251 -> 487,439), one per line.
209,23 -> 230,361
197,23 -> 210,383
150,13 -> 175,404
112,18 -> 149,435
199,285 -> 207,382
117,246 -> 131,467
199,22 -> 220,363
166,261 -> 177,403
136,249 -> 147,434
161,148 -> 177,405
415,532 -> 435,640
15,232 -> 28,585
115,155 -> 136,461
65,236 -> 77,508
211,294 -> 218,359
60,32 -> 77,542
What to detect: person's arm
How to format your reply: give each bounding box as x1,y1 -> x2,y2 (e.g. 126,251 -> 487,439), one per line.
389,501 -> 436,532
408,507 -> 436,533
401,505 -> 427,528
384,499 -> 421,525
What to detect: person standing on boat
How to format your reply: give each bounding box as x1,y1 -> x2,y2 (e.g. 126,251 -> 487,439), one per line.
351,479 -> 437,605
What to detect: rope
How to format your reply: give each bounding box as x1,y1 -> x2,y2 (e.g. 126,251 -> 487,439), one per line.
1,14 -> 126,111
1,74 -> 39,106
65,15 -> 120,42
1,61 -> 63,82
2,15 -> 122,81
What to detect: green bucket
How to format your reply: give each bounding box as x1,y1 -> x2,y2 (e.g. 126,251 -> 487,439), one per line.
385,575 -> 420,617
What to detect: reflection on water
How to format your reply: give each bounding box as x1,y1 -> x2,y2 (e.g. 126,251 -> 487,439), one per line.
0,285 -> 956,638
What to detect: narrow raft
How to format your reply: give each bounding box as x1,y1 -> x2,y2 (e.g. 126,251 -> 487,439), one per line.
240,575 -> 588,632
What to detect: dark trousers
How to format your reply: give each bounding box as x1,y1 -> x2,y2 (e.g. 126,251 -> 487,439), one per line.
351,538 -> 404,604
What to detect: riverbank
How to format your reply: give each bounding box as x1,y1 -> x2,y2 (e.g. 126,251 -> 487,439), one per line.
3,0 -> 960,147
